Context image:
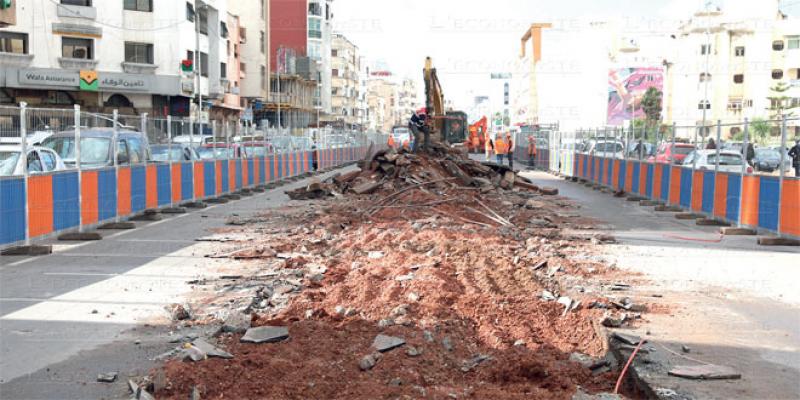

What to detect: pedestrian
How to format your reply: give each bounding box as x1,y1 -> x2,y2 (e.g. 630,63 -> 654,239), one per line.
789,139 -> 800,178
387,134 -> 395,149
506,133 -> 514,169
527,135 -> 537,169
744,142 -> 755,164
633,139 -> 646,160
495,134 -> 507,164
485,134 -> 494,162
706,138 -> 716,150
409,108 -> 427,153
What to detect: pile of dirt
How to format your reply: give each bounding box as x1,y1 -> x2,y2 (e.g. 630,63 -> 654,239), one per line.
149,149 -> 644,399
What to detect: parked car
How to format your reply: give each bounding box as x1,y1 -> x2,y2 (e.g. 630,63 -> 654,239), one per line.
588,141 -> 625,158
767,146 -> 793,173
150,144 -> 199,162
172,134 -> 214,146
195,146 -> 228,160
649,143 -> 696,164
682,150 -> 753,173
752,148 -> 791,173
241,141 -> 274,157
201,143 -> 248,159
0,144 -> 66,176
291,136 -> 314,151
41,128 -> 150,168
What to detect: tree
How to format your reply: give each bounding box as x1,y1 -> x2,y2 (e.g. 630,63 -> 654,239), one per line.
767,82 -> 799,120
749,118 -> 770,145
641,87 -> 663,137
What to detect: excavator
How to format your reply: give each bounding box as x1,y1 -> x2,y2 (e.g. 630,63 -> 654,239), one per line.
422,57 -> 467,147
467,116 -> 488,153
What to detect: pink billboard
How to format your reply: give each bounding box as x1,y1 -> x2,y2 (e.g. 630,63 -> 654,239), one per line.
607,67 -> 663,126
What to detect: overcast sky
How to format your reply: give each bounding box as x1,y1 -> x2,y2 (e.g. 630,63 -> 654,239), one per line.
334,0 -> 799,111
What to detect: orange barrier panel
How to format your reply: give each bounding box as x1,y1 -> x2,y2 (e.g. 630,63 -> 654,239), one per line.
118,167 -> 131,216
653,164 -> 662,199
229,159 -> 236,191
215,160 -> 223,194
242,158 -> 249,186
193,162 -> 204,199
253,157 -> 260,184
27,175 -> 53,238
81,170 -> 99,225
740,175 -> 760,227
669,166 -> 681,205
145,165 -> 158,209
612,160 -> 620,189
780,179 -> 800,237
639,164 -> 648,195
713,173 -> 728,219
691,170 -> 703,212
171,164 -> 181,203
289,153 -> 295,177
624,163 -> 634,192
272,156 -> 279,181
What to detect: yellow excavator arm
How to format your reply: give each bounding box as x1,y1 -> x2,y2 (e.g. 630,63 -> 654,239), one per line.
424,57 -> 445,137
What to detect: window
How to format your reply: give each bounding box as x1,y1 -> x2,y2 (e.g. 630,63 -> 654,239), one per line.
260,66 -> 266,89
308,42 -> 321,60
261,0 -> 265,19
62,37 -> 93,59
260,31 -> 265,54
332,49 -> 338,57
127,137 -> 144,164
308,2 -> 322,16
220,22 -> 229,38
61,0 -> 91,6
332,68 -> 339,77
27,151 -> 43,173
186,2 -> 195,22
220,62 -> 227,79
793,68 -> 800,80
733,74 -> 744,84
240,62 -> 247,72
698,100 -> 711,110
117,140 -> 130,164
40,150 -> 57,171
308,18 -> 321,39
773,40 -> 784,51
198,7 -> 208,35
0,32 -> 28,54
772,69 -> 784,80
700,44 -> 712,55
789,36 -> 800,50
744,99 -> 753,108
200,52 -> 209,77
699,72 -> 711,82
124,42 -> 154,64
123,0 -> 152,12
735,46 -> 745,57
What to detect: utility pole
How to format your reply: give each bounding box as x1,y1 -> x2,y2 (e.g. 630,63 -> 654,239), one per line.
700,0 -> 712,144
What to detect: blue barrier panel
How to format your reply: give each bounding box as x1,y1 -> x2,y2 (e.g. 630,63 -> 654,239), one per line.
0,178 -> 26,245
679,168 -> 693,208
260,156 -> 267,183
283,153 -> 290,177
726,173 -> 741,223
131,166 -> 146,213
204,161 -> 216,198
52,172 -> 80,231
247,159 -> 254,186
758,176 -> 780,231
702,170 -> 715,214
156,164 -> 171,206
583,155 -> 588,178
234,160 -> 243,190
98,168 -> 117,221
590,156 -> 596,182
631,162 -> 641,193
606,158 -> 613,185
220,159 -> 229,193
180,162 -> 193,200
660,165 -> 671,201
645,164 -> 654,197
618,160 -> 627,191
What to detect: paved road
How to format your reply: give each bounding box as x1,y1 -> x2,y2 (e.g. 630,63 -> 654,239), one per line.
521,170 -> 800,400
0,169 -> 350,400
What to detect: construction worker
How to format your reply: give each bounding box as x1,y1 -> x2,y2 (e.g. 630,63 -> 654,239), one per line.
387,134 -> 396,149
495,133 -> 508,164
527,135 -> 537,168
506,132 -> 515,169
409,108 -> 428,153
402,136 -> 410,151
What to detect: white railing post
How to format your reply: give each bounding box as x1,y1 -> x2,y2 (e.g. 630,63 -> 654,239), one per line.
113,109 -> 120,222
778,116 -> 787,235
75,105 -> 83,233
20,102 -> 30,245
738,118 -> 749,228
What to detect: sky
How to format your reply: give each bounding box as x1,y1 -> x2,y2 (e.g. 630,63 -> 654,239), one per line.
334,0 -> 800,112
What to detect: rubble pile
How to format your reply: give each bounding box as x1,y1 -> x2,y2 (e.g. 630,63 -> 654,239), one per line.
149,148 -> 653,399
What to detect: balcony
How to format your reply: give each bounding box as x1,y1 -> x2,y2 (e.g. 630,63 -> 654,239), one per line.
121,62 -> 158,74
58,57 -> 98,70
308,29 -> 322,39
56,4 -> 97,20
0,53 -> 34,67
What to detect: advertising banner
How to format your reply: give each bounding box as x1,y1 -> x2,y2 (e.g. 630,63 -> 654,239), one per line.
607,67 -> 663,126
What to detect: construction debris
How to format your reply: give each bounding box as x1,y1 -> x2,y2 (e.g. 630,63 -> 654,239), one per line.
668,364 -> 742,380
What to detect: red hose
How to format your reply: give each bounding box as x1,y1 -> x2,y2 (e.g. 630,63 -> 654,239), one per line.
663,233 -> 724,243
614,340 -> 645,394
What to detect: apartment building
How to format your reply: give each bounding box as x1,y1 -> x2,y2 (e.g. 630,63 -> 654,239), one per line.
329,33 -> 360,127
367,75 -> 397,134
396,77 -> 420,125
307,0 -> 333,115
228,0 -> 269,125
0,0 -> 237,122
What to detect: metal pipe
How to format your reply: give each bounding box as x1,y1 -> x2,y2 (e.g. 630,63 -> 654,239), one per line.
778,116 -> 787,235
74,105 -> 83,233
112,109 -> 120,222
737,118 -> 749,228
20,103 -> 30,245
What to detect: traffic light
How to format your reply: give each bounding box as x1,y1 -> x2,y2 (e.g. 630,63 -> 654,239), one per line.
0,0 -> 12,9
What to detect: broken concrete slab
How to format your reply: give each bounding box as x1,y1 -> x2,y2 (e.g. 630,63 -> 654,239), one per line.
352,181 -> 382,195
1,245 -> 53,256
221,312 -> 251,333
359,352 -> 381,371
757,236 -> 800,246
97,372 -> 118,383
668,364 -> 741,380
240,326 -> 289,344
57,232 -> 103,241
612,332 -> 643,346
97,221 -> 136,230
539,187 -> 559,196
191,339 -> 234,359
720,227 -> 756,236
372,334 -> 405,352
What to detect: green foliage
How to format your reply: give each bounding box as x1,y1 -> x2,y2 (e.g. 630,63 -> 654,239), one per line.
642,87 -> 663,126
749,118 -> 770,145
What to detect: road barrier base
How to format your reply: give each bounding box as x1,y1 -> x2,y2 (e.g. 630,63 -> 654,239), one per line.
129,213 -> 163,222
224,194 -> 242,200
57,232 -> 103,241
240,189 -> 254,196
655,205 -> 683,212
720,227 -> 757,236
251,187 -> 266,193
675,213 -> 704,220
181,201 -> 208,209
98,222 -> 136,230
696,218 -> 731,227
626,195 -> 647,202
161,207 -> 188,214
206,198 -> 229,204
640,200 -> 662,207
757,237 -> 800,246
1,245 -> 53,256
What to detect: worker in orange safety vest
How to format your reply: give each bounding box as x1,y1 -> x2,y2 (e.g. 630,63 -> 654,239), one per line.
494,133 -> 508,164
506,133 -> 515,169
402,137 -> 410,151
527,135 -> 537,169
387,135 -> 395,149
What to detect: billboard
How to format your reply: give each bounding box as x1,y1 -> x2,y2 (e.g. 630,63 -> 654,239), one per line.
607,67 -> 663,126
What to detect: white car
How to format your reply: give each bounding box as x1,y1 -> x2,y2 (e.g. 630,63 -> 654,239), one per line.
588,140 -> 625,159
682,149 -> 753,174
0,145 -> 67,176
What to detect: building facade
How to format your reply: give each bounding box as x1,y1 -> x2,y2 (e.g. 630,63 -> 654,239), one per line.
228,0 -> 269,127
330,33 -> 360,127
0,0 -> 235,123
307,0 -> 333,116
396,77 -> 420,125
367,76 -> 397,134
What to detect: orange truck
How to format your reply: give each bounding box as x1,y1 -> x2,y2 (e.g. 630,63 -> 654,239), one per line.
467,116 -> 487,153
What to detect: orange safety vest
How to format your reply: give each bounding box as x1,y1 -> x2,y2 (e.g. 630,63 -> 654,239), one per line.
402,139 -> 410,150
528,140 -> 537,156
388,136 -> 395,148
495,138 -> 508,155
